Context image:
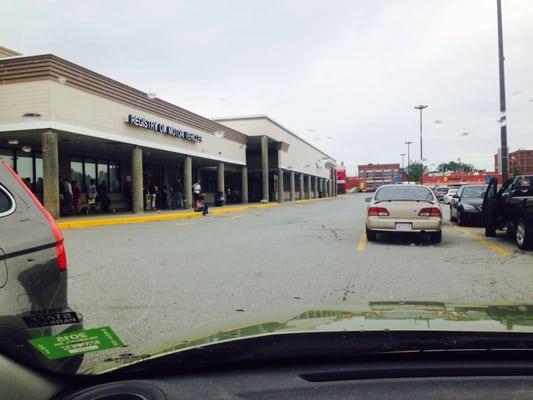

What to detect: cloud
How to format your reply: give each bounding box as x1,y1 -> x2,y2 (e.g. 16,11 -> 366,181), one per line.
1,0 -> 532,176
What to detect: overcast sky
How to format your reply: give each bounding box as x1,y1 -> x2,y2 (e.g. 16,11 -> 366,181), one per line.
2,0 -> 532,174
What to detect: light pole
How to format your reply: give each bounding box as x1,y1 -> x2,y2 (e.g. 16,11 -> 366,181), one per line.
400,153 -> 406,169
414,105 -> 428,161
459,132 -> 469,183
405,141 -> 413,168
496,0 -> 509,181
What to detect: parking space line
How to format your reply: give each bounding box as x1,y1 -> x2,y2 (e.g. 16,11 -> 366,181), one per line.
176,222 -> 196,226
453,226 -> 511,257
356,231 -> 367,252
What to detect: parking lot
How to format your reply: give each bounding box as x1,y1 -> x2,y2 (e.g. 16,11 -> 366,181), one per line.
62,194 -> 533,371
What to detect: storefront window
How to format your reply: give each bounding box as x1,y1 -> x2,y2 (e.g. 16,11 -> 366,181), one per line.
0,149 -> 15,169
70,158 -> 121,193
109,162 -> 121,192
70,158 -> 84,190
84,159 -> 97,191
16,151 -> 34,186
35,155 -> 43,193
97,160 -> 109,187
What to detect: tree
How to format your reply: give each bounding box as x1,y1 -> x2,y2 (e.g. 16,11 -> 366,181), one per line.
512,165 -> 522,177
437,161 -> 475,173
407,162 -> 424,183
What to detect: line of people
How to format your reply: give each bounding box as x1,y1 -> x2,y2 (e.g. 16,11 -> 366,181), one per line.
144,178 -> 208,215
60,178 -> 111,216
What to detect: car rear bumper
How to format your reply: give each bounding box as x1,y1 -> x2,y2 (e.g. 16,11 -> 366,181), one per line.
367,217 -> 441,232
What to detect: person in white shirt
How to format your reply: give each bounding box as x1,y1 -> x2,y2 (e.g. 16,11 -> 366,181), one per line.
192,181 -> 201,205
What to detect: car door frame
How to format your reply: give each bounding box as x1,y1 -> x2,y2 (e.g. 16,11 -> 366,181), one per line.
451,186 -> 463,218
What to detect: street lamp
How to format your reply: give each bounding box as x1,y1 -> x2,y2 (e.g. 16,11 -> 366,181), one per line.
414,104 -> 428,161
400,153 -> 406,169
405,141 -> 413,169
458,132 -> 469,183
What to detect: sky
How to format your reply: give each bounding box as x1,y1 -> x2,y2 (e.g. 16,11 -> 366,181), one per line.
1,0 -> 532,175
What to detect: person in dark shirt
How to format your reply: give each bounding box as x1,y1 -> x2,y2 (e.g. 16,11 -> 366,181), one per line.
175,177 -> 184,209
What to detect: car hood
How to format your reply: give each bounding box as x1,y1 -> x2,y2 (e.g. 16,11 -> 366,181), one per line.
84,301 -> 533,374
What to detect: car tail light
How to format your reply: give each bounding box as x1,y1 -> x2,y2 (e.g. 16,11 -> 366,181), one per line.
3,162 -> 67,271
419,207 -> 441,217
368,207 -> 389,217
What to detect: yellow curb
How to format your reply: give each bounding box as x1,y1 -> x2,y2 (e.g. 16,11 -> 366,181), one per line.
56,197 -> 336,230
453,226 -> 511,257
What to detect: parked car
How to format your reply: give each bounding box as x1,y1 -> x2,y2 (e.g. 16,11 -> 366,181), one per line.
0,161 -> 83,373
434,186 -> 449,202
365,184 -> 442,243
450,184 -> 486,226
444,188 -> 458,204
483,176 -> 533,250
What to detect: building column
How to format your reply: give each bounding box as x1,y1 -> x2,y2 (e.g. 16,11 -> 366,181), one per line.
131,146 -> 143,213
241,166 -> 248,204
299,174 -> 304,199
334,169 -> 338,196
314,176 -> 318,198
328,179 -> 332,197
278,169 -> 284,203
217,162 -> 225,206
184,156 -> 192,209
42,130 -> 60,218
290,171 -> 296,201
261,135 -> 269,202
307,175 -> 312,199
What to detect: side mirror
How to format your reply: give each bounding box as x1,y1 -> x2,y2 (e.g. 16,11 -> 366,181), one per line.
365,197 -> 372,203
453,194 -> 460,199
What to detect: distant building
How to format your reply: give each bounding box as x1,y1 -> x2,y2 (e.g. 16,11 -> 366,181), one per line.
358,163 -> 401,191
494,149 -> 533,176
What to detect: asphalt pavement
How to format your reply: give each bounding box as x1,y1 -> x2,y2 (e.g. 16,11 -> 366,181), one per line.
63,194 -> 533,371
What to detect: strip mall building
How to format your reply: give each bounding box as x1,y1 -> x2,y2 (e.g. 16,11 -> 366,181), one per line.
0,46 -> 337,218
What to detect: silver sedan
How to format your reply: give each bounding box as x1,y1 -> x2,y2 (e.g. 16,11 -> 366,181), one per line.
365,184 -> 442,243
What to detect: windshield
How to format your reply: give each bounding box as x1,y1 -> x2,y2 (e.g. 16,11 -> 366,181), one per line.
1,0 -> 533,379
375,186 -> 434,201
462,186 -> 486,198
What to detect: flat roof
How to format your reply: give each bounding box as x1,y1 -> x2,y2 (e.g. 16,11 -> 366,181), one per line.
214,114 -> 335,161
0,54 -> 248,144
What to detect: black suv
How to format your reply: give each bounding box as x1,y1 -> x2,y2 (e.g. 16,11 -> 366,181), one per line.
0,160 -> 83,373
483,176 -> 533,250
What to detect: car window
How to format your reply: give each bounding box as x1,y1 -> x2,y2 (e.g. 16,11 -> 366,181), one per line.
461,186 -> 486,198
375,186 -> 434,201
514,177 -> 533,196
0,186 -> 15,217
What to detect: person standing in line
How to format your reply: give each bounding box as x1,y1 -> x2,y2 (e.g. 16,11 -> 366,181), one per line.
87,179 -> 98,213
23,177 -> 32,190
149,182 -> 157,211
175,177 -> 184,209
63,178 -> 73,215
72,180 -> 81,214
99,181 -> 111,212
192,181 -> 201,208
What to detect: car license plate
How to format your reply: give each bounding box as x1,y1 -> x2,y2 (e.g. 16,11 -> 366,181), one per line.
396,223 -> 412,231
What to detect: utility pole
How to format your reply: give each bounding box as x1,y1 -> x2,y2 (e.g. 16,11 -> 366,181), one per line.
414,105 -> 428,161
405,141 -> 413,181
497,0 -> 509,181
400,153 -> 406,169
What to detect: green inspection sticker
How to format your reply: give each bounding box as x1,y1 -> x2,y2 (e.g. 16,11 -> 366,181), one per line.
29,326 -> 123,360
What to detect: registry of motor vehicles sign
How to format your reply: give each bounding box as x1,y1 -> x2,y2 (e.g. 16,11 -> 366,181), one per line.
29,327 -> 123,360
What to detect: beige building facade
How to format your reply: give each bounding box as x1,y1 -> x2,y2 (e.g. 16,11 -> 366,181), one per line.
0,50 -> 336,218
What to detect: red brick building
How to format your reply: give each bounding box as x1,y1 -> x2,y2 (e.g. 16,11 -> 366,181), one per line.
495,149 -> 533,176
358,163 -> 401,191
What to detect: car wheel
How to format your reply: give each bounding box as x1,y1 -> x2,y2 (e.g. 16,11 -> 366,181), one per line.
457,210 -> 464,226
430,231 -> 442,243
450,206 -> 456,222
516,219 -> 532,250
366,226 -> 377,241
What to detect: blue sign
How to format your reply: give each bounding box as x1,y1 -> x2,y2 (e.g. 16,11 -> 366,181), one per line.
485,175 -> 492,183
125,114 -> 202,143
395,175 -> 402,184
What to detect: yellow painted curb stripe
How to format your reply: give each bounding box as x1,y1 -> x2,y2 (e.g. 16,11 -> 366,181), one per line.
56,198 -> 336,230
454,226 -> 511,257
356,231 -> 367,252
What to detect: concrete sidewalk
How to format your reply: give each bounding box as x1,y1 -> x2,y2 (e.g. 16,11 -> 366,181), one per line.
56,197 -> 338,229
